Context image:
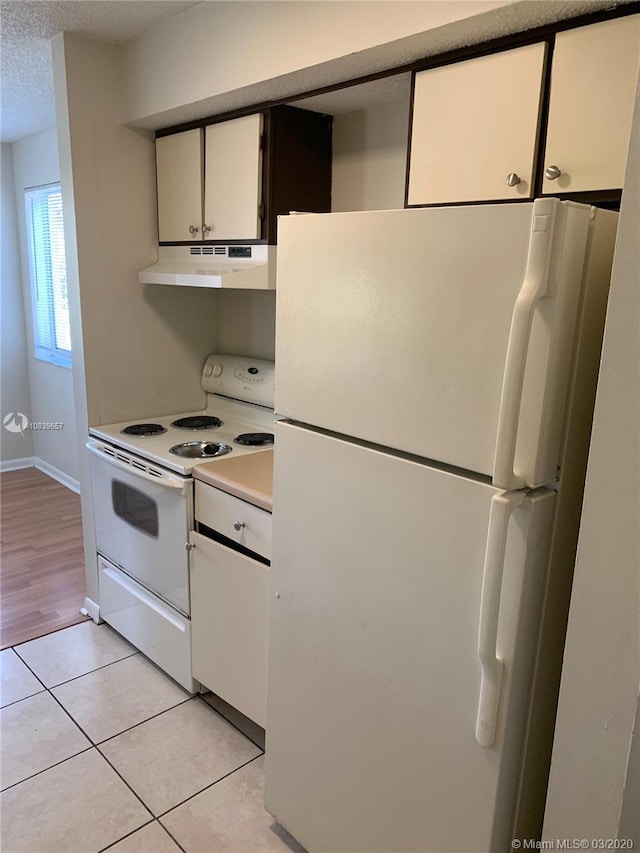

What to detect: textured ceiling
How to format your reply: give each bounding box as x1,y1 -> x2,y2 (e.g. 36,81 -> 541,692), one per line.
1,0 -> 637,143
0,0 -> 202,142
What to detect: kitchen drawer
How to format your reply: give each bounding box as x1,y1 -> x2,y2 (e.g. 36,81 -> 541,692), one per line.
98,556 -> 196,693
195,480 -> 272,559
190,530 -> 269,727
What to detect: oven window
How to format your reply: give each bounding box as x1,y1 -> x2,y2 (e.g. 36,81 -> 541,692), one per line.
112,480 -> 159,538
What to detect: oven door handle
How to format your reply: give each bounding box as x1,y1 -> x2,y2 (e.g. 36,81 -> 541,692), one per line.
86,440 -> 188,494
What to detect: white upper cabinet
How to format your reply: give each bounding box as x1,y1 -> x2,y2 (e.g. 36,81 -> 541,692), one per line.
155,115 -> 264,243
542,15 -> 640,194
407,43 -> 546,205
156,129 -> 203,242
154,106 -> 332,244
204,113 -> 263,241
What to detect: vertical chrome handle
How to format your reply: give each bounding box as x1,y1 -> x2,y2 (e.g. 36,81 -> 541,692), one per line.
476,491 -> 524,747
544,165 -> 562,181
506,173 -> 521,187
189,224 -> 199,235
493,199 -> 557,490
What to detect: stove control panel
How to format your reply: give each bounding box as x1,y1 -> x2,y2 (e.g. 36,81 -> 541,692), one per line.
202,354 -> 275,408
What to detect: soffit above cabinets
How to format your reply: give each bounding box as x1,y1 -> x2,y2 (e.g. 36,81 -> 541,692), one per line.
291,73 -> 412,115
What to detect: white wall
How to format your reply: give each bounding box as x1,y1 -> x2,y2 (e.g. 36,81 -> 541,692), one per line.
53,34 -> 222,428
10,128 -> 79,486
543,79 -> 640,843
1,143 -> 34,466
332,99 -> 411,212
217,291 -> 276,361
119,1 -> 512,128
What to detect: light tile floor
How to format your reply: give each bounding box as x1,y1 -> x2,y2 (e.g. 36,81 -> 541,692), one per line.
0,622 -> 304,853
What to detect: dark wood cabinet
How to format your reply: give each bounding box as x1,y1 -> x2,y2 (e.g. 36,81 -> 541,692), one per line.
155,104 -> 332,245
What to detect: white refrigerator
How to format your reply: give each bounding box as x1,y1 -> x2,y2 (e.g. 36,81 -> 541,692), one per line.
265,199 -> 618,852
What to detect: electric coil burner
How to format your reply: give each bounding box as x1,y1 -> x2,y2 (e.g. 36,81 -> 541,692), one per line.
171,415 -> 223,430
235,432 -> 275,446
120,423 -> 167,437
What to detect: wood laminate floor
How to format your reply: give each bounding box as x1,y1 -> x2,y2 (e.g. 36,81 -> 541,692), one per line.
0,467 -> 88,650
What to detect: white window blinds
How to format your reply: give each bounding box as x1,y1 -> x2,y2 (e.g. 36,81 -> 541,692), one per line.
25,183 -> 71,367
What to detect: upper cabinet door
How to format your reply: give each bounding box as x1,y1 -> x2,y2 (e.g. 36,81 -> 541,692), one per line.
204,114 -> 263,240
407,43 -> 546,206
156,129 -> 203,242
542,15 -> 640,194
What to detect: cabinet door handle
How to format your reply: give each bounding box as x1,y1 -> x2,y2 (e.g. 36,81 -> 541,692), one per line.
544,165 -> 562,181
233,520 -> 245,531
202,224 -> 212,236
506,173 -> 521,187
189,224 -> 199,235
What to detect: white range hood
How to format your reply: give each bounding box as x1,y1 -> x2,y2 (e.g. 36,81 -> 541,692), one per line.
139,244 -> 276,289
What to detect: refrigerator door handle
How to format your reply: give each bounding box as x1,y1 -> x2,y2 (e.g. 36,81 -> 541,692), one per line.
493,199 -> 557,490
476,490 -> 525,747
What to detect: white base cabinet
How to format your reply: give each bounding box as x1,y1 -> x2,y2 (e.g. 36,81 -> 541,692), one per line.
190,529 -> 270,728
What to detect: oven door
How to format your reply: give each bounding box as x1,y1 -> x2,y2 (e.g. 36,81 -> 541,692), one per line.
87,440 -> 192,616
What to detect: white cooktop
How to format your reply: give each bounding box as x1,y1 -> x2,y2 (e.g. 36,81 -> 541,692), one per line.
89,355 -> 277,476
89,395 -> 276,476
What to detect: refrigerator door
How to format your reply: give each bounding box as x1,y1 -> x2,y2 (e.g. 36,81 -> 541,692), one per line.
275,200 -> 598,488
266,422 -> 556,853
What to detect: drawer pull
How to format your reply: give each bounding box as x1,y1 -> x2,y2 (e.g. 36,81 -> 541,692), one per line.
233,520 -> 245,531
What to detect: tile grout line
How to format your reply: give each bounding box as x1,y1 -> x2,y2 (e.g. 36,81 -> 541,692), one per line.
154,820 -> 188,853
1,687 -> 47,711
94,695 -> 196,747
3,616 -> 92,652
12,646 -> 140,690
97,817 -> 188,853
0,746 -> 94,794
93,744 -> 156,820
3,648 -> 49,695
96,817 -> 157,853
2,627 -> 264,853
2,646 -> 191,818
156,752 -> 266,821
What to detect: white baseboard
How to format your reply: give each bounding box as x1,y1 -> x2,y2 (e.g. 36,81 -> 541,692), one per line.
0,456 -> 80,494
1,456 -> 36,472
81,597 -> 102,624
34,459 -> 80,494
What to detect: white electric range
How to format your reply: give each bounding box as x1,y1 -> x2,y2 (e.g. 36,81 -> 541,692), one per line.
86,354 -> 275,692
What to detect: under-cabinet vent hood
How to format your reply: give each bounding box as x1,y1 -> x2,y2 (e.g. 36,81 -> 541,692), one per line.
139,245 -> 276,289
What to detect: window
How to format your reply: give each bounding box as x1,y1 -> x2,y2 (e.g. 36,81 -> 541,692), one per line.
25,183 -> 71,368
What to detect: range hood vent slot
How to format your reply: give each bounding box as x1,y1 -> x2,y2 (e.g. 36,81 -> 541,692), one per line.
139,245 -> 276,290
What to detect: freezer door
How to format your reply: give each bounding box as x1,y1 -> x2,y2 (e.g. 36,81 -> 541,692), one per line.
265,422 -> 556,853
275,201 -> 612,487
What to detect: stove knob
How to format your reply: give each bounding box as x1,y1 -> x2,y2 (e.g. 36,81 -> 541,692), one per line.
212,364 -> 223,378
204,364 -> 213,377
